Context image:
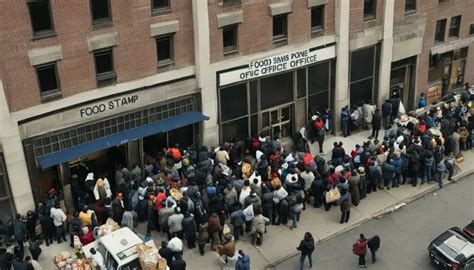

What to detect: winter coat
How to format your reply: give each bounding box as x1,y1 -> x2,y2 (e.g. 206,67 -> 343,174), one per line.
168,213 -> 184,233
409,152 -> 420,172
338,192 -> 351,212
223,187 -> 238,206
368,235 -> 380,251
348,174 -> 360,206
121,211 -> 135,230
251,214 -> 269,234
12,219 -> 27,241
382,101 -> 392,117
70,218 -> 82,234
208,214 -> 221,233
158,207 -> 174,227
230,210 -> 245,227
182,215 -> 197,237
236,255 -> 251,270
297,236 -> 315,256
363,103 -> 376,123
372,110 -> 382,130
198,222 -> 209,243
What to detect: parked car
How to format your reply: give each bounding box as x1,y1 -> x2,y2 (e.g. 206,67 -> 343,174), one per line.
428,221 -> 474,270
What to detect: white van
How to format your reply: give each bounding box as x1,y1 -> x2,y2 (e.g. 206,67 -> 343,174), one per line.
82,227 -> 143,270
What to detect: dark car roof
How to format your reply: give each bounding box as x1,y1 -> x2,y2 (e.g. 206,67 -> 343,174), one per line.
431,227 -> 474,263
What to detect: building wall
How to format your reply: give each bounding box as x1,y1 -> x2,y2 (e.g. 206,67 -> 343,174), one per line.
208,0 -> 336,63
0,0 -> 194,112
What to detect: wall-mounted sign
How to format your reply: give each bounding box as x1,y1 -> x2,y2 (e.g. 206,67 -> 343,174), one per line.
427,83 -> 441,103
218,45 -> 336,87
79,95 -> 139,118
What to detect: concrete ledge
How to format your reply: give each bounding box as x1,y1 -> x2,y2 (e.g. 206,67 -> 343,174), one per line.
150,20 -> 179,37
28,46 -> 63,66
393,37 -> 423,62
308,0 -> 328,8
431,37 -> 474,55
87,32 -> 119,52
269,1 -> 292,16
217,10 -> 243,28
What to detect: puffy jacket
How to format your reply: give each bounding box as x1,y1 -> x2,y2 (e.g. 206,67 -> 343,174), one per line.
230,210 -> 245,227
338,192 -> 351,212
168,213 -> 184,234
297,236 -> 315,256
182,215 -> 197,236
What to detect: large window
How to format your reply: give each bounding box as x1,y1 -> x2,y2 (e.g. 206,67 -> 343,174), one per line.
223,25 -> 238,54
350,46 -> 379,107
470,24 -> 474,36
93,48 -> 116,87
90,0 -> 111,25
27,0 -> 54,38
152,0 -> 171,15
308,61 -> 335,114
448,16 -> 461,38
363,0 -> 376,20
311,5 -> 324,33
405,0 -> 416,13
35,62 -> 60,99
434,19 -> 447,43
156,35 -> 174,67
260,72 -> 293,110
272,14 -> 288,44
0,153 -> 15,224
220,83 -> 248,122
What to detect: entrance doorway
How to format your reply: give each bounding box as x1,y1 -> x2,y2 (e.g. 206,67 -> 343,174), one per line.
390,56 -> 416,110
261,104 -> 293,139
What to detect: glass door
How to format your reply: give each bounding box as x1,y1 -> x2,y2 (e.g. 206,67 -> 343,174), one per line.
261,105 -> 293,139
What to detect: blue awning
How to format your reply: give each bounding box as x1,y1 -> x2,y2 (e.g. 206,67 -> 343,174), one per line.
37,111 -> 209,169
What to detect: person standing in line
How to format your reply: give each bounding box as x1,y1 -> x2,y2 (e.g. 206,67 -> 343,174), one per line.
369,108 -> 382,140
352,234 -> 368,268
381,99 -> 392,129
297,232 -> 315,270
338,189 -> 351,224
341,106 -> 350,137
367,235 -> 380,263
418,93 -> 426,109
12,213 -> 27,261
50,203 -> 67,244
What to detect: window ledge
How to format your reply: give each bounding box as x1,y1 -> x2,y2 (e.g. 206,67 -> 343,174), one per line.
40,90 -> 62,103
93,21 -> 113,30
157,59 -> 175,68
223,48 -> 239,56
32,31 -> 56,41
363,19 -> 377,29
448,36 -> 459,41
152,8 -> 172,16
311,28 -> 325,38
273,36 -> 288,45
404,10 -> 416,16
96,71 -> 117,87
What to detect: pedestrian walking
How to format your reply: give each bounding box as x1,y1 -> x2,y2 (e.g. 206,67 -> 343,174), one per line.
352,234 -> 368,268
367,235 -> 380,263
297,232 -> 315,270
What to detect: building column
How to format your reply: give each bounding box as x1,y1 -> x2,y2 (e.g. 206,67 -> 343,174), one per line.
334,0 -> 350,133
192,0 -> 218,146
0,80 -> 35,214
377,0 -> 395,106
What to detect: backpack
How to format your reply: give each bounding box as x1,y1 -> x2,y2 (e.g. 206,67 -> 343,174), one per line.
352,240 -> 367,256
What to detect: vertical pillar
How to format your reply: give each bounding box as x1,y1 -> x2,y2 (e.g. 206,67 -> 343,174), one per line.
0,80 -> 35,214
334,0 -> 350,133
377,0 -> 395,106
192,0 -> 218,146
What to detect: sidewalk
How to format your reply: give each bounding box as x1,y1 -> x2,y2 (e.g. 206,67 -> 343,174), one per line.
36,130 -> 474,270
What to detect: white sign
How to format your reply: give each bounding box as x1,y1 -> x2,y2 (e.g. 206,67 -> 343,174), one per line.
219,45 -> 336,86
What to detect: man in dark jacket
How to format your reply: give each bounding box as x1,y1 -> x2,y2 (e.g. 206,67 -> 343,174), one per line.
236,250 -> 250,270
297,232 -> 315,270
112,193 -> 125,225
69,212 -> 82,248
182,212 -> 197,249
381,100 -> 392,129
311,175 -> 324,208
12,214 -> 26,261
159,240 -> 173,265
368,235 -> 380,263
169,255 -> 186,270
230,208 -> 245,241
39,211 -> 54,246
369,108 -> 382,140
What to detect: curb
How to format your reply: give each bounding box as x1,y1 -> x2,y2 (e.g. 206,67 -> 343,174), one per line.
264,169 -> 473,269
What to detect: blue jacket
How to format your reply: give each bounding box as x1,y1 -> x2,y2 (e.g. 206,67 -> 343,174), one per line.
236,255 -> 250,270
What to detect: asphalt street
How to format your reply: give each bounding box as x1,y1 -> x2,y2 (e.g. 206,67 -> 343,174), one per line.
274,175 -> 474,270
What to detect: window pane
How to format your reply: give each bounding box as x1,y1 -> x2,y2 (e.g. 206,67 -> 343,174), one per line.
308,92 -> 328,116
222,117 -> 248,142
157,37 -> 172,62
364,0 -> 375,18
29,2 -> 52,33
449,16 -> 461,37
297,68 -> 306,98
220,83 -> 248,122
308,61 -> 329,94
351,47 -> 375,82
435,19 -> 446,42
223,26 -> 237,50
91,0 -> 110,21
311,6 -> 324,30
250,114 -> 258,137
273,15 -> 287,37
95,51 -> 113,74
250,80 -> 258,113
37,65 -> 58,93
152,0 -> 170,9
470,24 -> 474,35
405,0 -> 416,12
260,72 -> 293,110
350,78 -> 373,107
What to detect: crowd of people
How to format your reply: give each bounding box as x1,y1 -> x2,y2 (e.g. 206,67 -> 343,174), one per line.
1,84 -> 473,270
